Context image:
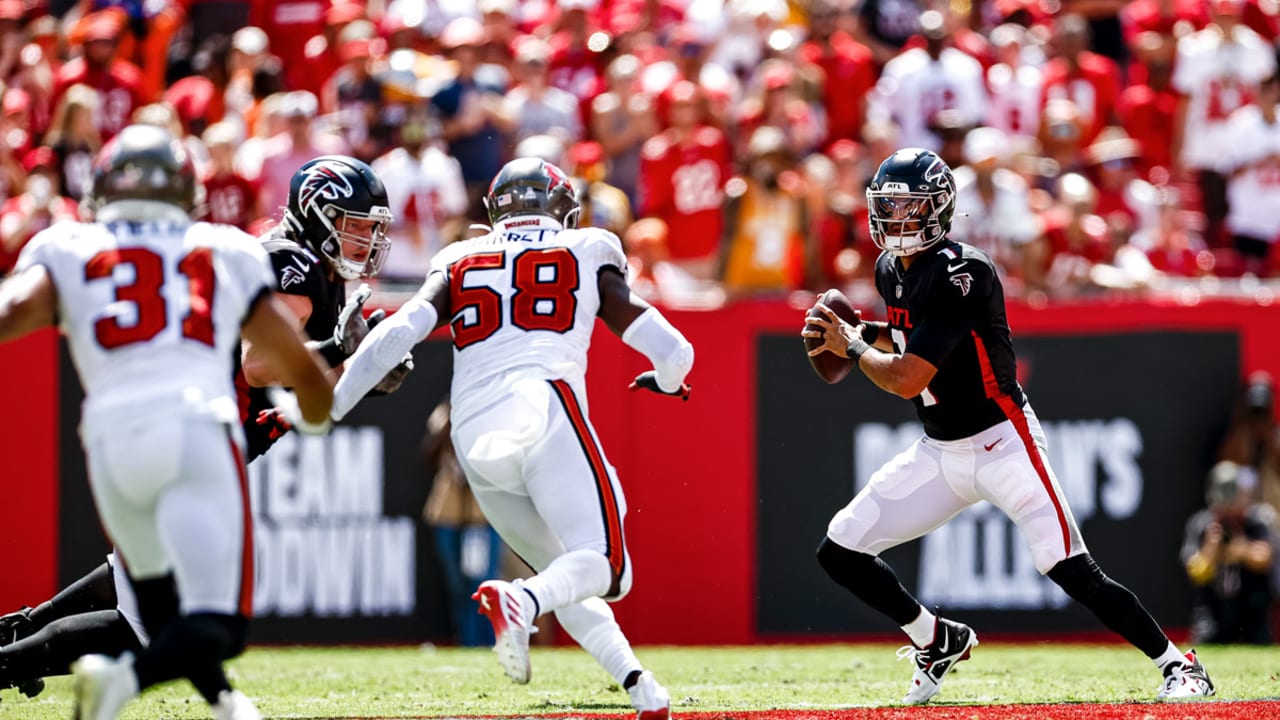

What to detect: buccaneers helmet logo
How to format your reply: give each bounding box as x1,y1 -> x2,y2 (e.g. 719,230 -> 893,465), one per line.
297,163 -> 354,216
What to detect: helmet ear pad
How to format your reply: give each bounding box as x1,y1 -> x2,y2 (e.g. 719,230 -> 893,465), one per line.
866,147 -> 956,256
485,157 -> 581,228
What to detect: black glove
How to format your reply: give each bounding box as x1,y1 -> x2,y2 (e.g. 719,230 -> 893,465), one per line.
628,371 -> 691,401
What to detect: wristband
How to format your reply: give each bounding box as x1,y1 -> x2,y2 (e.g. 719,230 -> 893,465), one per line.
846,336 -> 871,363
861,322 -> 881,345
312,337 -> 351,368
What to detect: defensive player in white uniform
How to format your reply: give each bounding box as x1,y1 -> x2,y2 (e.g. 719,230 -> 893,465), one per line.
328,157 -> 693,720
0,125 -> 334,720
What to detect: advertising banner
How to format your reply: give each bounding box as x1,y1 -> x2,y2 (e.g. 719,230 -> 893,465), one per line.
756,331 -> 1241,635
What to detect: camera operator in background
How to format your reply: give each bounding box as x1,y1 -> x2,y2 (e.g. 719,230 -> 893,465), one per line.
1181,460 -> 1276,645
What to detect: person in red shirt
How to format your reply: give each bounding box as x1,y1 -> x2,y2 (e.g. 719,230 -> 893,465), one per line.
200,122 -> 259,229
638,80 -> 730,280
248,0 -> 328,93
0,146 -> 79,274
1040,13 -> 1122,145
797,0 -> 876,148
50,10 -> 145,141
1119,31 -> 1179,176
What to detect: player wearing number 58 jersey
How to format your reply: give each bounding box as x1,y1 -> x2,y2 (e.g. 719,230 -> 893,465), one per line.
0,125 -> 334,720
803,148 -> 1214,706
329,157 -> 693,719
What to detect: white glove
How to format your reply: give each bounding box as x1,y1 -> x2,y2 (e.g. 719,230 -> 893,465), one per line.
266,387 -> 333,435
334,283 -> 374,354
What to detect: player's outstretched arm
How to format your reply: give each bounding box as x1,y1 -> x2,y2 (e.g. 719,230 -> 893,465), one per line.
241,292 -> 314,386
330,273 -> 449,420
242,293 -> 334,429
0,265 -> 57,344
598,268 -> 694,398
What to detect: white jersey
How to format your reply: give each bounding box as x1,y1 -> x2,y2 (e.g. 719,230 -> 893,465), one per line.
16,217 -> 272,441
428,217 -> 626,424
1224,104 -> 1280,240
950,166 -> 1042,269
867,47 -> 988,151
985,62 -> 1043,143
1173,24 -> 1276,171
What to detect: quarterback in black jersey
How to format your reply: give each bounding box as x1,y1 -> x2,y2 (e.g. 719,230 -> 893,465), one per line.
0,156 -> 406,699
803,148 -> 1215,704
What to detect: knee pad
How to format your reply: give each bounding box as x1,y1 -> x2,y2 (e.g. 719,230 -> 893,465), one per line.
1047,553 -> 1106,602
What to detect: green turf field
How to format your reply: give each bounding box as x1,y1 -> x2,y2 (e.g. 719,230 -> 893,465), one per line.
2,643 -> 1278,719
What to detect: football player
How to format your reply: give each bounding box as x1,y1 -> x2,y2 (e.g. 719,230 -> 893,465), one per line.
0,155 -> 405,700
327,157 -> 694,720
0,124 -> 334,719
802,148 -> 1215,704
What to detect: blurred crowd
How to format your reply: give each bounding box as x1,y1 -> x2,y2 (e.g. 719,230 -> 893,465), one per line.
6,0 -> 1280,305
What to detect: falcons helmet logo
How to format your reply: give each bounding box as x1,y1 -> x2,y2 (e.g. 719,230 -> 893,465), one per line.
296,163 -> 354,216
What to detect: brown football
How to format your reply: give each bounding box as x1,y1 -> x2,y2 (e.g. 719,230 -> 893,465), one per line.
804,288 -> 862,384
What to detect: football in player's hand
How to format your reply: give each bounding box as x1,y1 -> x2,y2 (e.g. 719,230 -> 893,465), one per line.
804,288 -> 861,384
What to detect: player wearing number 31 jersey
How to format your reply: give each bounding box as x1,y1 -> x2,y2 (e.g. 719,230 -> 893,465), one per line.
0,124 -> 334,720
803,148 -> 1214,706
330,157 -> 693,720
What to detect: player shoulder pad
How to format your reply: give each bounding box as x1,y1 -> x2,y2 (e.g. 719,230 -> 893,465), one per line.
561,226 -> 627,272
267,242 -> 325,294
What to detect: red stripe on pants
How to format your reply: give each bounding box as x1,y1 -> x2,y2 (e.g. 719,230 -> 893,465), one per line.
227,432 -> 254,617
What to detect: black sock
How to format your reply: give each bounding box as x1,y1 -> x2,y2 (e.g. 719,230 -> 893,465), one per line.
816,537 -> 921,626
129,575 -> 180,642
134,614 -> 244,703
623,669 -> 643,690
0,610 -> 142,685
1047,554 -> 1170,659
26,562 -> 117,631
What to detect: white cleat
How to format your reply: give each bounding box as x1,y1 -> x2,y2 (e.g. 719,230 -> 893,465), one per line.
472,580 -> 532,684
897,616 -> 978,704
71,653 -> 138,720
1158,649 -> 1215,701
212,689 -> 263,720
627,670 -> 672,720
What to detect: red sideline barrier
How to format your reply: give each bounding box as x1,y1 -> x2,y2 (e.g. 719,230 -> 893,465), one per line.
4,296 -> 1279,644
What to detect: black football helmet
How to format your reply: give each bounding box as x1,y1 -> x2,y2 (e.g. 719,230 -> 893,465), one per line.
283,155 -> 392,280
86,124 -> 201,217
484,157 -> 580,229
866,147 -> 956,257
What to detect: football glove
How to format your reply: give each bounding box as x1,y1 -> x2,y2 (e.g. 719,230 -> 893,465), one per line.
628,371 -> 691,401
369,354 -> 414,396
266,387 -> 333,435
334,283 -> 375,354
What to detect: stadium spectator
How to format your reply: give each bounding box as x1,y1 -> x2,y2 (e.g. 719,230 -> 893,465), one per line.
0,87 -> 34,195
249,0 -> 329,94
1033,172 -> 1111,296
0,0 -> 23,85
736,59 -> 825,160
1083,127 -> 1157,234
1118,30 -> 1179,176
1040,13 -> 1121,146
162,35 -> 231,139
1133,185 -> 1213,277
1220,372 -> 1280,516
855,0 -> 930,67
590,53 -> 656,209
1182,460 -> 1276,645
504,36 -> 583,148
0,146 -> 78,274
984,22 -> 1043,146
804,138 -> 873,287
200,121 -> 258,230
639,80 -> 730,281
322,29 -> 386,162
950,126 -> 1043,282
42,83 -> 101,203
1171,0 -> 1275,247
51,9 -> 145,141
1222,71 -> 1280,277
624,216 -> 721,307
565,139 -> 633,238
719,125 -> 811,295
1036,97 -> 1090,181
250,90 -> 349,223
798,0 -> 876,148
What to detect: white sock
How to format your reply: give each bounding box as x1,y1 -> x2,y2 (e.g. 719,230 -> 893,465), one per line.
556,597 -> 642,686
1154,642 -> 1185,670
901,606 -> 937,648
519,549 -> 612,619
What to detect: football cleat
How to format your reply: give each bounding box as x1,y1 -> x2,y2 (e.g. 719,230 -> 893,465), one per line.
71,652 -> 138,720
627,670 -> 671,720
896,616 -> 978,704
211,689 -> 263,720
0,606 -> 34,643
473,580 -> 533,684
18,677 -> 45,698
1158,649 -> 1215,701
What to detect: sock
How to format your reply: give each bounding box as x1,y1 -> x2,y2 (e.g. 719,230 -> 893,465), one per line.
519,550 -> 612,619
901,606 -> 937,648
555,597 -> 643,686
1154,642 -> 1185,670
0,610 -> 142,683
27,562 -> 117,630
1047,554 -> 1171,659
623,669 -> 643,690
816,537 -> 922,626
133,614 -> 237,703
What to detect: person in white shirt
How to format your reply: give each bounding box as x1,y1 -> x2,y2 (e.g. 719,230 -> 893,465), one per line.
949,126 -> 1042,283
1223,72 -> 1280,275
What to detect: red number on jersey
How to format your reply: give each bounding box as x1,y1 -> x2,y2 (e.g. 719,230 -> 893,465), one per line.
84,247 -> 218,349
448,247 -> 581,349
511,247 -> 578,333
449,252 -> 505,349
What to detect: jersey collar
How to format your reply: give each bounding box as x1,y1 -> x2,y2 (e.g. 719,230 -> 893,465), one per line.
493,215 -> 565,233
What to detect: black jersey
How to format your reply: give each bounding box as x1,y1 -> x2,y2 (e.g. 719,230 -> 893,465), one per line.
235,234 -> 345,460
873,239 -> 1026,440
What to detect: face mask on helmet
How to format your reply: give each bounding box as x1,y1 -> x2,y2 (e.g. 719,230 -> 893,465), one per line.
866,189 -> 947,257
317,203 -> 393,280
